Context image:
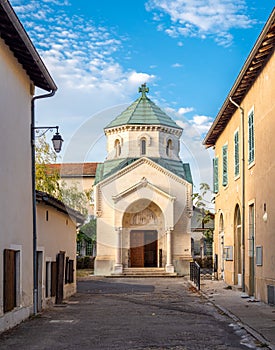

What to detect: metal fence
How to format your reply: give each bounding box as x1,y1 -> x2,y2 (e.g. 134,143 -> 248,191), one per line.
190,261 -> 201,290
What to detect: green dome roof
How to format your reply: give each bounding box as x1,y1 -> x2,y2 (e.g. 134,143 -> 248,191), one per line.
105,84 -> 181,130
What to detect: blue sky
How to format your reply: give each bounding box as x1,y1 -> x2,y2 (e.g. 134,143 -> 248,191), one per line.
10,0 -> 274,192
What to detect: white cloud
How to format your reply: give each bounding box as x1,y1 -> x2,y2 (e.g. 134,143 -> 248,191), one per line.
171,63 -> 182,68
145,0 -> 254,46
162,107 -> 214,193
10,0 -> 157,156
177,107 -> 194,115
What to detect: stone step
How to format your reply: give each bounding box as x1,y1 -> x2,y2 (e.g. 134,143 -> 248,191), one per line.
109,267 -> 178,278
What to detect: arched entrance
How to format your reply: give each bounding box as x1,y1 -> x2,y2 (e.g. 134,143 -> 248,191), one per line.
122,200 -> 164,268
234,205 -> 242,286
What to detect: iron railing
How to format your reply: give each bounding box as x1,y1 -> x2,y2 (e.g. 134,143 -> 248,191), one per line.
190,261 -> 201,290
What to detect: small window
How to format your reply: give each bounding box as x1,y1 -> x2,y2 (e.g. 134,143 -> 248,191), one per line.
222,144 -> 228,186
224,246 -> 233,261
141,138 -> 146,155
114,139 -> 121,157
248,109 -> 255,164
166,139 -> 172,156
256,246 -> 263,266
234,131 -> 239,177
86,242 -> 93,256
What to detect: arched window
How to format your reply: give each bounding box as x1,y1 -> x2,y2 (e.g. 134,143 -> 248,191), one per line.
166,139 -> 172,156
141,138 -> 146,155
114,139 -> 121,157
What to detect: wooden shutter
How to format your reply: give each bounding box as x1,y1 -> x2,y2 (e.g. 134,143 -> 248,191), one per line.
222,145 -> 228,186
68,260 -> 74,283
65,257 -> 69,284
213,157 -> 219,193
234,131 -> 239,176
3,249 -> 16,313
248,111 -> 254,164
51,261 -> 57,297
56,252 -> 65,304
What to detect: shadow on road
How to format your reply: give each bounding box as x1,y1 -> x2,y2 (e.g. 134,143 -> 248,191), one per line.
77,279 -> 155,294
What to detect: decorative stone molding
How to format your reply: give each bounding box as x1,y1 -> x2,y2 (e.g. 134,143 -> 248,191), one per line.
99,157 -> 191,189
105,124 -> 182,137
138,133 -> 151,146
131,208 -> 157,225
112,176 -> 176,204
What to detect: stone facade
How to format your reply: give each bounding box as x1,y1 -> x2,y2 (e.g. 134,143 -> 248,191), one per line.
94,85 -> 193,276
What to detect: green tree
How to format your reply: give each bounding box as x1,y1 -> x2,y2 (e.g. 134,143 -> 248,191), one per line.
77,218 -> 97,256
192,183 -> 215,243
35,135 -> 89,217
35,135 -> 60,196
60,181 -> 88,217
78,218 -> 96,243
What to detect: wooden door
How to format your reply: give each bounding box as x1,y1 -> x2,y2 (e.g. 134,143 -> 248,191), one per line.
130,231 -> 144,267
144,231 -> 157,267
3,249 -> 16,313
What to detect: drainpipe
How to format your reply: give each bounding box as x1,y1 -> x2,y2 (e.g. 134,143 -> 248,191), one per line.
31,90 -> 56,315
229,97 -> 245,294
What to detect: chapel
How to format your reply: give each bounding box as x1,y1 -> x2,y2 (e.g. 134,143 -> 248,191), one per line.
94,84 -> 193,275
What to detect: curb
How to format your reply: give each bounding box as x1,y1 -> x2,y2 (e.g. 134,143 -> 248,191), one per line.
198,286 -> 274,350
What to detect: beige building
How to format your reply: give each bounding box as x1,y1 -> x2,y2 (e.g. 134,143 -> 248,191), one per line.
36,191 -> 84,310
0,0 -> 56,332
0,1 -> 83,333
204,9 -> 275,303
94,84 -> 193,276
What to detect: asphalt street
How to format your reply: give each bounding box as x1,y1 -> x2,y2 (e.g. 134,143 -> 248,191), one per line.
0,277 -> 261,349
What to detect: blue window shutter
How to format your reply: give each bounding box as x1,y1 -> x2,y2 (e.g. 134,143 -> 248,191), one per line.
213,157 -> 219,193
248,111 -> 254,164
234,131 -> 239,176
222,145 -> 228,186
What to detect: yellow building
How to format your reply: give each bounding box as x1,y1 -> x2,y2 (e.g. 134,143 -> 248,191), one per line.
204,9 -> 275,303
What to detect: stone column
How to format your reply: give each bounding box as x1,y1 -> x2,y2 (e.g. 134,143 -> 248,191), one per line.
113,227 -> 123,274
166,228 -> 175,273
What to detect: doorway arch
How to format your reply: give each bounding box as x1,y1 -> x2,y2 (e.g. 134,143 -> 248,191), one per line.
219,213 -> 224,280
234,205 -> 242,286
122,200 -> 164,268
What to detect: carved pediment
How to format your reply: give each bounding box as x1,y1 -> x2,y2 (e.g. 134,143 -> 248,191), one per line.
131,208 -> 157,226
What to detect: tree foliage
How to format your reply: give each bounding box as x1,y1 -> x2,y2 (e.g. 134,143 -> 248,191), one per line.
35,135 -> 89,217
35,135 -> 60,197
78,218 -> 96,244
192,183 -> 215,243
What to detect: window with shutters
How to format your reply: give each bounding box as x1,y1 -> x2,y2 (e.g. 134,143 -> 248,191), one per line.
234,130 -> 240,177
213,157 -> 219,193
248,109 -> 255,165
222,144 -> 228,186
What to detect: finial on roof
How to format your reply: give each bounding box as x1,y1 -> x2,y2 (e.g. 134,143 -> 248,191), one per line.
139,83 -> 149,99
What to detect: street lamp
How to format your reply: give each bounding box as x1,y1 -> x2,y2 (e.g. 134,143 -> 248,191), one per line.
33,126 -> 63,153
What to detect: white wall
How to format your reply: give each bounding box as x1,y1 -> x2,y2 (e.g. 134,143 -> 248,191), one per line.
0,37 -> 33,331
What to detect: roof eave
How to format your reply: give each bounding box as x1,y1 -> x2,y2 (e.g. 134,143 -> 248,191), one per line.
203,8 -> 275,148
0,0 -> 57,92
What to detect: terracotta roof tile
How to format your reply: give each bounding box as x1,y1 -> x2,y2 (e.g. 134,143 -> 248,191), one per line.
46,163 -> 99,177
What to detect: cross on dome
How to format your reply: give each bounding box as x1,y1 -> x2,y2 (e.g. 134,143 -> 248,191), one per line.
139,83 -> 149,99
